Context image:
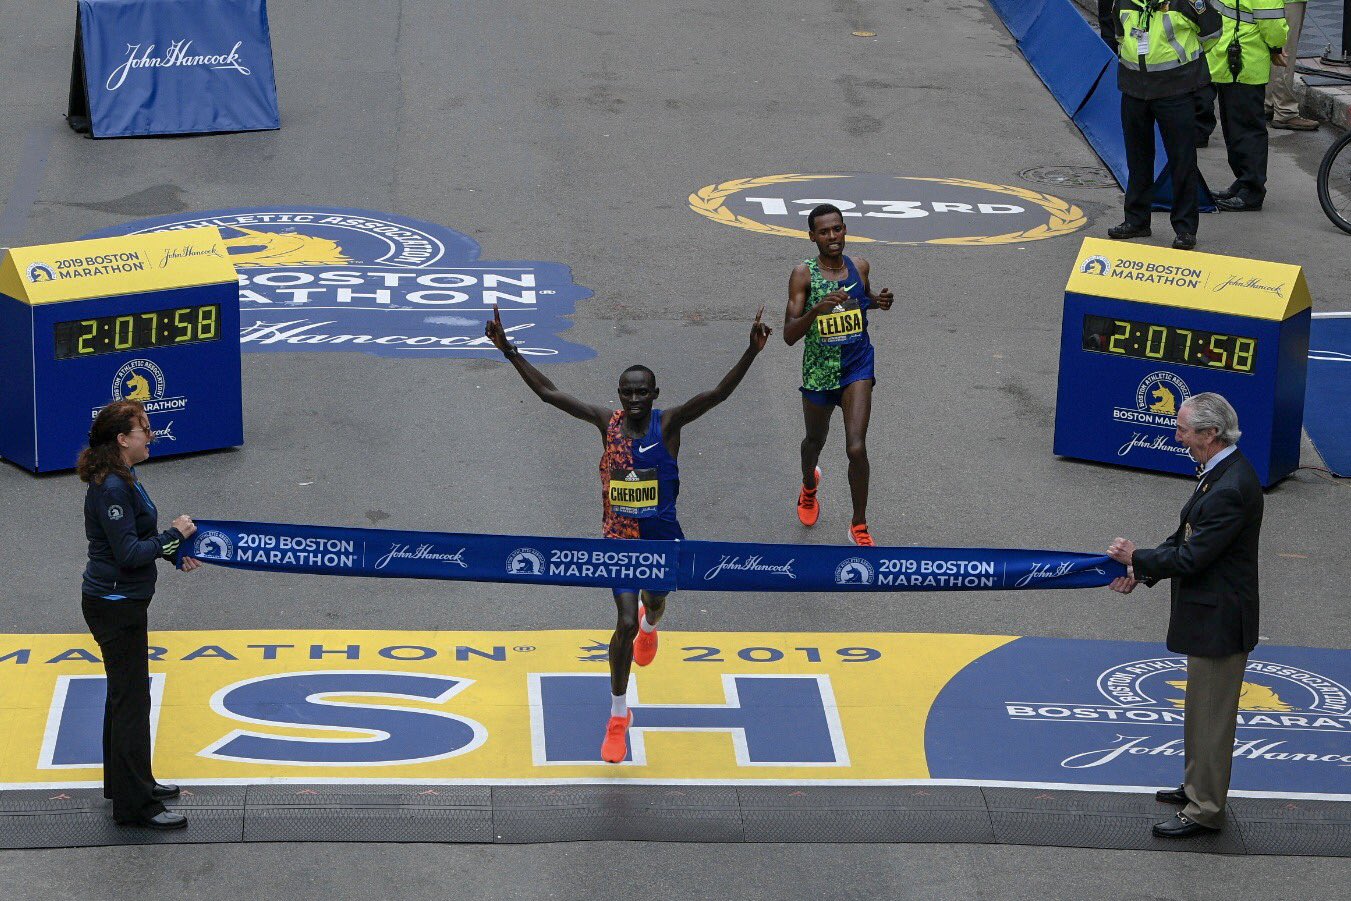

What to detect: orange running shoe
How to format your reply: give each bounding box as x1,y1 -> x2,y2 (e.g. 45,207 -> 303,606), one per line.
797,467 -> 822,527
600,710 -> 633,763
849,522 -> 875,546
633,602 -> 658,666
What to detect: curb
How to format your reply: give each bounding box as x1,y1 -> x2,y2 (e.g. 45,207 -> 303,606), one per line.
1296,64 -> 1351,129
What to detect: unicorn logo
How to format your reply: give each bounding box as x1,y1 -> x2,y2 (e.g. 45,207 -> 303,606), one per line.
1166,680 -> 1294,712
1149,384 -> 1176,415
25,263 -> 56,282
506,548 -> 545,576
194,530 -> 235,561
112,359 -> 165,404
122,372 -> 152,401
1079,255 -> 1111,277
223,227 -> 351,267
834,557 -> 875,586
1134,371 -> 1190,421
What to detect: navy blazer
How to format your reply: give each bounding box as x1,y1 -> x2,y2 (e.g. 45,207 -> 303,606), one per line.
1131,449 -> 1263,657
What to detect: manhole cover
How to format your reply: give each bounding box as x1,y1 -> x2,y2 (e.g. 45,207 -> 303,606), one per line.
1019,166 -> 1117,188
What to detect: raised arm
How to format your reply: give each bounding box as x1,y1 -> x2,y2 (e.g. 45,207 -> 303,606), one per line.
665,307 -> 771,435
784,264 -> 850,346
485,306 -> 610,429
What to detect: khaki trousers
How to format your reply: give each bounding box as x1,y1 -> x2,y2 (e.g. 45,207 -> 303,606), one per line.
1265,2 -> 1307,121
1181,652 -> 1249,829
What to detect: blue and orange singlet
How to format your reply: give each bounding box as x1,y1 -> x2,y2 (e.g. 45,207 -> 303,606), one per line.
599,410 -> 683,541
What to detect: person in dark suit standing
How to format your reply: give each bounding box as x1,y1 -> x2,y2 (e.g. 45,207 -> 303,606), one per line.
1106,392 -> 1263,838
78,400 -> 200,830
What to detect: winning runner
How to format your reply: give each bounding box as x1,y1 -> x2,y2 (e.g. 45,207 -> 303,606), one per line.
485,306 -> 771,762
784,203 -> 894,545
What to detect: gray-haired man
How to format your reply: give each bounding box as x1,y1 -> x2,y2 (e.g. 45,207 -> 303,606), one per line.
1106,393 -> 1264,839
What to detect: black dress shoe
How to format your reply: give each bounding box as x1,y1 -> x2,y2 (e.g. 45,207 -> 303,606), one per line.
1211,188 -> 1236,201
1153,811 -> 1218,838
151,783 -> 180,800
116,810 -> 188,830
1217,195 -> 1262,212
1108,223 -> 1151,240
1172,233 -> 1196,251
1155,785 -> 1187,804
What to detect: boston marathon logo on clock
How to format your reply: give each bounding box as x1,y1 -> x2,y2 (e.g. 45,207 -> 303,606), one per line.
82,207 -> 595,361
689,174 -> 1086,245
97,358 -> 189,435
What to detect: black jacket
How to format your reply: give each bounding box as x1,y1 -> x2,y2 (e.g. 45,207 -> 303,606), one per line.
1132,449 -> 1263,657
82,471 -> 183,601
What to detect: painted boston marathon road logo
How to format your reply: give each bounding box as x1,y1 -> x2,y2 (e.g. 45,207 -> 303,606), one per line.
690,174 -> 1086,246
925,637 -> 1351,796
83,208 -> 594,361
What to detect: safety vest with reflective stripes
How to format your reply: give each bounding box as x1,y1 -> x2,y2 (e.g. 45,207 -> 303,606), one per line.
1206,0 -> 1289,85
1116,1 -> 1208,71
1113,0 -> 1222,99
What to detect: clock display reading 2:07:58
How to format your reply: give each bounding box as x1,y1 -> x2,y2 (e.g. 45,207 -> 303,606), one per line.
53,304 -> 221,360
1081,314 -> 1257,374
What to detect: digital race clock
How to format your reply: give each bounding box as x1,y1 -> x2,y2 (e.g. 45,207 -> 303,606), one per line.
1081,314 -> 1256,375
53,303 -> 221,359
0,229 -> 243,473
1054,239 -> 1310,487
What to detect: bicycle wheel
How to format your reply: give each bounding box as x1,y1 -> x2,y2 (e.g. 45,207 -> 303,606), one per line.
1317,129 -> 1351,235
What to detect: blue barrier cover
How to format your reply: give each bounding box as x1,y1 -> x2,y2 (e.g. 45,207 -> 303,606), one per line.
1305,316 -> 1351,476
78,0 -> 280,138
987,0 -> 1050,42
1071,65 -> 1130,185
1019,1 -> 1114,116
183,520 -> 1125,592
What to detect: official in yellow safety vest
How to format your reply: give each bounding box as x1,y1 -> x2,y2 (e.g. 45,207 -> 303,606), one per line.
1109,0 -> 1222,250
1202,0 -> 1289,210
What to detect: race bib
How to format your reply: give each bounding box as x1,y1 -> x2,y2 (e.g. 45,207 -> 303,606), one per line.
816,301 -> 865,346
608,468 -> 659,518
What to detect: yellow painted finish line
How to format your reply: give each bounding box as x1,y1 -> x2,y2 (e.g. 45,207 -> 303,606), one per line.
0,630 -> 1011,786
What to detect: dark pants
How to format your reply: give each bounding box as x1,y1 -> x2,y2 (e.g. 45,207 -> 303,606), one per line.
1195,84 -> 1217,143
1216,81 -> 1268,203
81,595 -> 164,823
1121,91 -> 1200,236
1096,0 -> 1115,43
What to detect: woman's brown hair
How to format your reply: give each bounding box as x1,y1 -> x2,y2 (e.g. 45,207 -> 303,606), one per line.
76,401 -> 147,485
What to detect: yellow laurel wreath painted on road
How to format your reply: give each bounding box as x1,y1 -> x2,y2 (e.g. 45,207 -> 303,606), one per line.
688,174 -> 876,243
909,177 -> 1087,246
688,174 -> 1086,246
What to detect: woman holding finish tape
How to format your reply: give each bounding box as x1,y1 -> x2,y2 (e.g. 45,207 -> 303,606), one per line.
78,400 -> 199,830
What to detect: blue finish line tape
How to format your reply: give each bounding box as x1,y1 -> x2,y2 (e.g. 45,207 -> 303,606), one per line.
184,520 -> 1125,592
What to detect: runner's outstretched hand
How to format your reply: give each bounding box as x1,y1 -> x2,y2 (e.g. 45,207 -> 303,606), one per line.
485,305 -> 513,356
750,306 -> 772,351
